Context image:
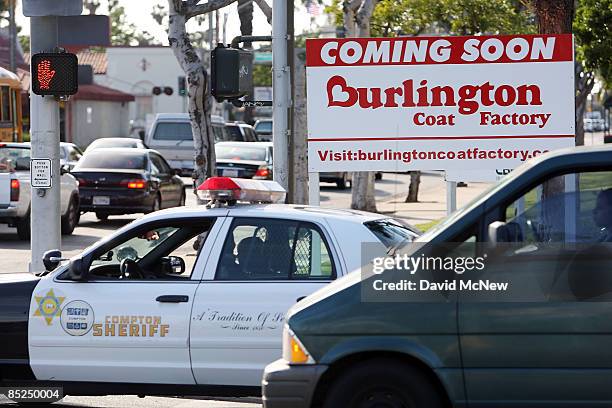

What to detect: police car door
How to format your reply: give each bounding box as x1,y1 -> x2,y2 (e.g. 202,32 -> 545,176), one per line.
190,216 -> 339,386
28,216 -> 224,385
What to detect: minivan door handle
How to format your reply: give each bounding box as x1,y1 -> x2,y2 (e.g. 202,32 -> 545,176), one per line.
156,295 -> 189,303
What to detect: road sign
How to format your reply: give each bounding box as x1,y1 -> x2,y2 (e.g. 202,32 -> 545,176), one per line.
31,159 -> 52,188
305,34 -> 575,180
31,52 -> 78,96
254,51 -> 272,64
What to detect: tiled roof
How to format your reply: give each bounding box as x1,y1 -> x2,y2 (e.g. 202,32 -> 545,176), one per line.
24,50 -> 107,74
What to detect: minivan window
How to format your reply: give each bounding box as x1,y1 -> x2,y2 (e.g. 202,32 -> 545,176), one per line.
153,122 -> 193,141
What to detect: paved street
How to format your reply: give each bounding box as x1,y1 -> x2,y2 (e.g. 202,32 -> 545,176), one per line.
1,172 -> 449,273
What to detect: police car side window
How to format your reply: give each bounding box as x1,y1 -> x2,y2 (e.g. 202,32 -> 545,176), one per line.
85,221 -> 214,280
215,218 -> 336,281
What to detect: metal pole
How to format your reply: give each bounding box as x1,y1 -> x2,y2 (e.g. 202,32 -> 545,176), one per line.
29,16 -> 61,273
287,0 -> 295,202
446,181 -> 457,216
309,172 -> 320,206
9,0 -> 16,73
272,0 -> 289,191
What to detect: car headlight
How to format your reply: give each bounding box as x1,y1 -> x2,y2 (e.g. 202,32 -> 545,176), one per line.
282,324 -> 314,365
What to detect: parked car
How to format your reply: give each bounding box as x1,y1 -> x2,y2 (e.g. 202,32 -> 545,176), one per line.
225,121 -> 259,142
215,142 -> 273,179
85,137 -> 147,152
71,148 -> 185,221
146,113 -> 228,174
60,142 -> 84,171
254,119 -> 273,141
0,143 -> 80,239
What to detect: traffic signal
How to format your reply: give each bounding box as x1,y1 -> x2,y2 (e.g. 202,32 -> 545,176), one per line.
178,76 -> 186,96
152,86 -> 162,95
211,44 -> 253,102
31,52 -> 78,96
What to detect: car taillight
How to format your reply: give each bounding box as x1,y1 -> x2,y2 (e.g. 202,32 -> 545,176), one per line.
125,179 -> 147,189
10,179 -> 19,201
78,178 -> 88,187
254,166 -> 270,179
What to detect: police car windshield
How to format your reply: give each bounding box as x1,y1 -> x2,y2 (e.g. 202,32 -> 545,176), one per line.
77,151 -> 146,170
365,219 -> 419,250
153,122 -> 192,141
216,145 -> 267,161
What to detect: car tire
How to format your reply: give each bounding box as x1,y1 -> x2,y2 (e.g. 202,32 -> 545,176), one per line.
336,173 -> 349,190
16,213 -> 30,241
61,196 -> 80,235
150,194 -> 161,213
96,212 -> 109,221
323,359 -> 445,408
375,172 -> 383,181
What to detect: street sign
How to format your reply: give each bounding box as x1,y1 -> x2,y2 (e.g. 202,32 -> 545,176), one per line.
305,34 -> 575,180
254,51 -> 272,64
31,52 -> 78,96
31,159 -> 52,188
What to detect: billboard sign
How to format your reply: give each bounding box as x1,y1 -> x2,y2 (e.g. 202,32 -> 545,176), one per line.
306,34 -> 575,180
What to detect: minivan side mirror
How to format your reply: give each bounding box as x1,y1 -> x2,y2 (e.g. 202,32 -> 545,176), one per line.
488,221 -> 523,247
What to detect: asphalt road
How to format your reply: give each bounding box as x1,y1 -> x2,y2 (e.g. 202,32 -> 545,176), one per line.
0,172 -> 425,274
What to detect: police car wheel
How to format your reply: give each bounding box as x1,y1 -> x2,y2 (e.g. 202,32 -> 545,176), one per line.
323,359 -> 445,408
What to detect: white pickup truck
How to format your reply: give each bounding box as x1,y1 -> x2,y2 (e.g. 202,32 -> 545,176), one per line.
0,143 -> 80,239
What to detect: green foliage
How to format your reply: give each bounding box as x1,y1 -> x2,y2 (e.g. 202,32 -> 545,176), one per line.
18,35 -> 29,52
574,0 -> 612,86
326,0 -> 535,36
253,64 -> 272,87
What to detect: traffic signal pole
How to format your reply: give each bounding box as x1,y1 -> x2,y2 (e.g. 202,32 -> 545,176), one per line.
29,16 -> 61,272
272,0 -> 289,191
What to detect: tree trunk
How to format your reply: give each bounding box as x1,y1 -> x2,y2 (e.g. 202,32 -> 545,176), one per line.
168,1 -> 216,202
575,63 -> 595,146
349,0 -> 378,212
405,171 -> 421,203
532,0 -> 574,34
293,48 -> 309,204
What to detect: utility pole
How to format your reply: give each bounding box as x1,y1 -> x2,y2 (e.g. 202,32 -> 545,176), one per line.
29,16 -> 61,272
272,0 -> 289,191
8,0 -> 16,73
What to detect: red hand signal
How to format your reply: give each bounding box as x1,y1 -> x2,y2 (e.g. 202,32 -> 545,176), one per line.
37,59 -> 56,90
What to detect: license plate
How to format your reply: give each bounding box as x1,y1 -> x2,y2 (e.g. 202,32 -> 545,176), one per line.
222,169 -> 239,177
93,196 -> 110,205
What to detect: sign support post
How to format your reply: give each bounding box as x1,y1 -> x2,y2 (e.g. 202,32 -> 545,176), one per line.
272,0 -> 289,191
29,15 -> 61,273
446,181 -> 457,216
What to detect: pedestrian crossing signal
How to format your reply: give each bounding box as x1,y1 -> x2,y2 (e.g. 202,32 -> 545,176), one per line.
31,52 -> 78,96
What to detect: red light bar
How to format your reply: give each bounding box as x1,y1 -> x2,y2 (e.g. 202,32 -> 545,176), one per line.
197,177 -> 285,204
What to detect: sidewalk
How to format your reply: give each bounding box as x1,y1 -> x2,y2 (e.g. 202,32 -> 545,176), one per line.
377,176 -> 493,227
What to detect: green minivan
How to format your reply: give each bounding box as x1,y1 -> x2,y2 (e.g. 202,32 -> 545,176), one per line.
263,145 -> 612,408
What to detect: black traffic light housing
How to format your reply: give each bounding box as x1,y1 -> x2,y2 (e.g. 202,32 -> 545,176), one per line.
31,52 -> 78,96
211,44 -> 253,102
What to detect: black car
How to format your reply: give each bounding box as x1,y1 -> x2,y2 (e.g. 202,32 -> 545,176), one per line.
215,142 -> 273,179
71,148 -> 185,220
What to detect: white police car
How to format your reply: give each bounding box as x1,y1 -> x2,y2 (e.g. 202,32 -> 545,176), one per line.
0,177 -> 419,398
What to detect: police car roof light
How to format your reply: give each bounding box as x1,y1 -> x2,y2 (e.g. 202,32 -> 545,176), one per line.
197,177 -> 286,205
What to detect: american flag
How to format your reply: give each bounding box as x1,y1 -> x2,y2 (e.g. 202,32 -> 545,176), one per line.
306,0 -> 321,16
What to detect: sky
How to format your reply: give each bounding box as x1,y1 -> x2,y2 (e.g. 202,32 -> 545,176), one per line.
15,0 -> 333,47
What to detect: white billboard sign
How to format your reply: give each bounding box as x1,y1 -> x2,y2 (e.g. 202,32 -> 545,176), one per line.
306,34 -> 575,181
